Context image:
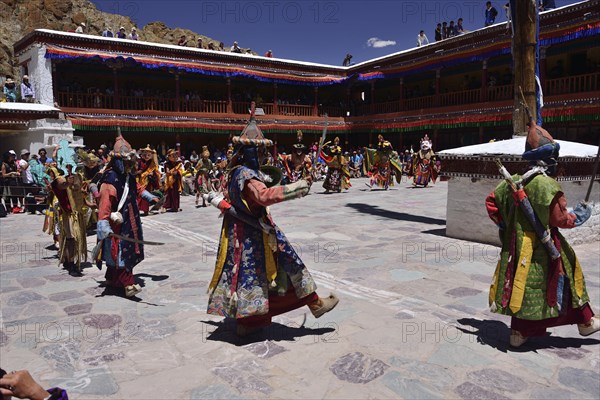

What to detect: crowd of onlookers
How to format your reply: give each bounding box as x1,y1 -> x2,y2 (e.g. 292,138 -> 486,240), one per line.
71,22 -> 272,57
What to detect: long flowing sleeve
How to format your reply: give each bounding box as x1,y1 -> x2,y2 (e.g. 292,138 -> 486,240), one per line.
243,179 -> 309,207
549,192 -> 577,229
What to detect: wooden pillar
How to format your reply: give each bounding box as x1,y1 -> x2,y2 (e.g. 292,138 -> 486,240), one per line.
433,129 -> 439,148
434,69 -> 441,107
345,87 -> 351,116
273,83 -> 278,115
513,0 -> 538,135
370,81 -> 375,114
368,132 -> 373,147
481,60 -> 488,102
226,78 -> 232,113
399,77 -> 404,110
113,68 -> 119,109
540,47 -> 547,90
51,63 -> 58,105
175,74 -> 180,112
312,87 -> 319,116
479,126 -> 485,143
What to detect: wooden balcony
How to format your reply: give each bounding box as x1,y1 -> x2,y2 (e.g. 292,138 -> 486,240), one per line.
56,92 -> 340,118
55,72 -> 598,119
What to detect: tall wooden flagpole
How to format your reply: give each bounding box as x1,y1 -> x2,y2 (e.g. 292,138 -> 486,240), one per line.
512,0 -> 538,136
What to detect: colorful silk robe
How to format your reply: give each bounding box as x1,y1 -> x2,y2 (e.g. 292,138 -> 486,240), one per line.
363,147 -> 403,189
97,170 -> 144,269
487,175 -> 589,320
321,151 -> 351,192
207,166 -> 317,319
410,150 -> 441,187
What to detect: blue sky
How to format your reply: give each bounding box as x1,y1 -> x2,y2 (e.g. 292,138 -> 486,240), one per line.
93,0 -> 578,66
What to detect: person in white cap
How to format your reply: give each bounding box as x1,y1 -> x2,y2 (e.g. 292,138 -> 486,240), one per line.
231,41 -> 242,53
116,27 -> 126,39
75,22 -> 85,34
3,78 -> 17,102
128,27 -> 138,41
21,75 -> 35,103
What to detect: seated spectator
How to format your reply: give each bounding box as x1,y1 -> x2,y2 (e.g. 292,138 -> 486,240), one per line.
129,27 -> 138,40
549,60 -> 565,78
231,41 -> 242,53
0,368 -> 68,400
102,26 -> 114,37
442,22 -> 448,39
20,75 -> 35,103
417,30 -> 429,47
75,22 -> 85,34
264,49 -> 273,57
116,27 -> 127,39
3,78 -> 16,102
434,23 -> 442,41
207,42 -> 216,50
178,35 -> 188,46
197,38 -> 203,48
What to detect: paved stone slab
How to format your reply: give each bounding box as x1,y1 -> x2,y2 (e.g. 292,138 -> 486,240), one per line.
558,367 -> 600,397
455,382 -> 510,400
329,352 -> 389,384
1,180 -> 598,399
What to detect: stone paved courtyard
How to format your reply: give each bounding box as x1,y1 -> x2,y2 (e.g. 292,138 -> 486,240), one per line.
1,178 -> 599,399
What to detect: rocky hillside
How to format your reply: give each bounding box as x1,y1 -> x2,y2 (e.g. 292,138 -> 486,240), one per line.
0,0 -> 251,81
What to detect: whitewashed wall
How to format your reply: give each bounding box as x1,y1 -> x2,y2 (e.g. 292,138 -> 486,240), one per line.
18,44 -> 54,106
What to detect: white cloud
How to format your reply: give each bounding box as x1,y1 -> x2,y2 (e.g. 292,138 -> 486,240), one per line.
366,37 -> 397,48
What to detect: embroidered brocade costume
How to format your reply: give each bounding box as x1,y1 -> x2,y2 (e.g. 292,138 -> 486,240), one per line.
207,166 -> 317,321
486,175 -> 592,335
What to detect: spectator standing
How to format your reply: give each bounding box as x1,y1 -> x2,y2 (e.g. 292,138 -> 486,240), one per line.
207,42 -> 216,50
102,26 -> 114,37
178,35 -> 188,46
3,78 -> 17,102
417,30 -> 429,47
218,42 -> 225,51
38,148 -> 53,165
129,27 -> 138,40
75,22 -> 85,34
448,21 -> 457,37
442,22 -> 448,39
197,38 -> 204,48
264,49 -> 273,57
20,75 -> 35,103
231,41 -> 242,53
485,2 -> 498,27
456,18 -> 465,34
2,150 -> 20,213
434,23 -> 442,41
116,27 -> 126,39
18,149 -> 34,212
342,53 -> 353,66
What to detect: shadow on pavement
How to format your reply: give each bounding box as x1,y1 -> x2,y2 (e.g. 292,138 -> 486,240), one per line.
134,273 -> 170,287
422,228 -> 447,237
346,203 -> 446,225
201,319 -> 336,346
457,318 -> 600,353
